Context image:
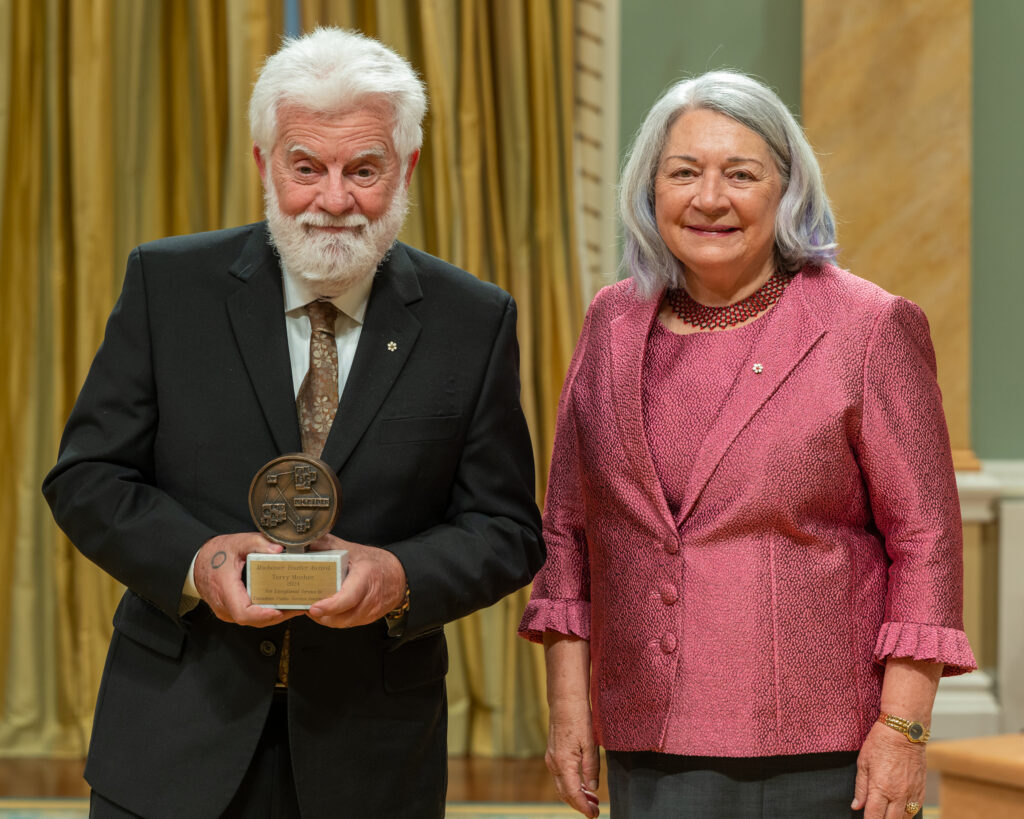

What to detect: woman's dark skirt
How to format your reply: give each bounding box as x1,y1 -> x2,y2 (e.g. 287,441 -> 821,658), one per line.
606,750 -> 864,818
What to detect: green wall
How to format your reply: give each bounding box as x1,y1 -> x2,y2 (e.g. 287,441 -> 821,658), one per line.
619,0 -> 1022,459
618,0 -> 803,162
972,0 -> 1024,458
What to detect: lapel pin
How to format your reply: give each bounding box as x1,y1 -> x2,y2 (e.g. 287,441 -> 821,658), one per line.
752,363 -> 764,374
387,341 -> 398,352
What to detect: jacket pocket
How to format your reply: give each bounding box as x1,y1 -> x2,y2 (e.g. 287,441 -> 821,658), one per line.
382,629 -> 448,693
379,415 -> 461,444
112,591 -> 186,660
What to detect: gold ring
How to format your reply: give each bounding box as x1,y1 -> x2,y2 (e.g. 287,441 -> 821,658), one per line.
905,801 -> 921,815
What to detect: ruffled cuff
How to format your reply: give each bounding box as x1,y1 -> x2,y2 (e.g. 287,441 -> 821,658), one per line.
873,621 -> 978,676
517,598 -> 591,644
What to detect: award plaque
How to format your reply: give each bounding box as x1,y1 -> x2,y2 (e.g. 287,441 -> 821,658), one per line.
245,453 -> 348,609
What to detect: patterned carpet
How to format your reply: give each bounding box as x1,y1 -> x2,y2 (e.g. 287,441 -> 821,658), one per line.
0,799 -> 942,818
447,808 -> 577,817
0,800 -> 580,818
0,802 -> 87,819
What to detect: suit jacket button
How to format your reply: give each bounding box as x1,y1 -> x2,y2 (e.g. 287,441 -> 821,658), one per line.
660,633 -> 677,654
659,583 -> 678,605
259,640 -> 277,657
664,540 -> 679,555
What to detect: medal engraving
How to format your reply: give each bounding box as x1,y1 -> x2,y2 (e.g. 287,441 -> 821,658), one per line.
246,453 -> 347,609
248,454 -> 341,551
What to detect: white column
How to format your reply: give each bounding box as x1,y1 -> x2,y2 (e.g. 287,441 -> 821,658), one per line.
997,496 -> 1024,733
933,461 -> 1024,739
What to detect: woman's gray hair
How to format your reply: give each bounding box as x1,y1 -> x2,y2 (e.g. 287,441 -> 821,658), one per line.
619,70 -> 836,299
249,27 -> 427,163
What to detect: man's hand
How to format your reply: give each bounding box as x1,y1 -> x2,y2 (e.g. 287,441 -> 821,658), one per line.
306,535 -> 407,629
194,533 -> 301,627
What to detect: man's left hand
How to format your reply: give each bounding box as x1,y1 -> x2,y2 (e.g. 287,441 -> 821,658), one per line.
306,535 -> 407,628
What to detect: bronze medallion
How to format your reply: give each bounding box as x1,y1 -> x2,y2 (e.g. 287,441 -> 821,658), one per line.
247,453 -> 341,551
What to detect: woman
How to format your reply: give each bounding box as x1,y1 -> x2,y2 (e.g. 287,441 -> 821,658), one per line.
519,71 -> 976,819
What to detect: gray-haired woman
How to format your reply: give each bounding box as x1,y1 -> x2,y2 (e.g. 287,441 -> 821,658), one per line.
519,70 -> 975,819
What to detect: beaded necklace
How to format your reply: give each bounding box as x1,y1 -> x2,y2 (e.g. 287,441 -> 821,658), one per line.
666,269 -> 791,330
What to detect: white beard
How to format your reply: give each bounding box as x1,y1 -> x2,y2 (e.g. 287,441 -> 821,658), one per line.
264,183 -> 408,296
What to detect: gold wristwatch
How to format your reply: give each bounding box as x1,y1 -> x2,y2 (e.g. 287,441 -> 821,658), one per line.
878,712 -> 930,744
384,585 -> 411,637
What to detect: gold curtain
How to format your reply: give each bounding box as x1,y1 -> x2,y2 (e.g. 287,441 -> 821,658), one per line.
0,0 -> 284,756
1,0 -> 581,758
301,0 -> 582,757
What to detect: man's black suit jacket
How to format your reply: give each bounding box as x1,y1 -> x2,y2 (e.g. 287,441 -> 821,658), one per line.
43,223 -> 544,819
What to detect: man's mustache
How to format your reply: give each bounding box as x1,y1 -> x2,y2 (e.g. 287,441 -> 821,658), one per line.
296,212 -> 370,230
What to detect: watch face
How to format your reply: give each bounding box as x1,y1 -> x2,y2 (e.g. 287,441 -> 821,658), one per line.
907,722 -> 925,741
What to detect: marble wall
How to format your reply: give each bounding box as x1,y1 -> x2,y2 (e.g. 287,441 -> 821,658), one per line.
802,0 -> 976,470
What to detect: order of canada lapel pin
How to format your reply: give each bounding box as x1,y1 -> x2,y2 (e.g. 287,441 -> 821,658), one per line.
387,341 -> 398,352
752,363 -> 764,374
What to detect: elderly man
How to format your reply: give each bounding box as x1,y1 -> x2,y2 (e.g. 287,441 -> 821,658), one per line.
43,28 -> 543,819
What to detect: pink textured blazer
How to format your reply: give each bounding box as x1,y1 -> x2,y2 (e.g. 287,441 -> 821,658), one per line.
519,264 -> 976,757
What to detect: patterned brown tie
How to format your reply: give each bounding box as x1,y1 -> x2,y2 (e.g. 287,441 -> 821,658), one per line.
296,300 -> 340,457
279,300 -> 340,688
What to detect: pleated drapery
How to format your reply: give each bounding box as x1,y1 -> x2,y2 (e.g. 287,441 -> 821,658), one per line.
1,0 -> 582,758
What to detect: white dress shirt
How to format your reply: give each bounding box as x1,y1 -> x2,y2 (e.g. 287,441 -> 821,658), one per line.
280,266 -> 374,399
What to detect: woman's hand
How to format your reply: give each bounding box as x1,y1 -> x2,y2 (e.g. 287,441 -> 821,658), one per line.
543,632 -> 601,817
852,722 -> 927,817
853,657 -> 942,817
546,696 -> 601,817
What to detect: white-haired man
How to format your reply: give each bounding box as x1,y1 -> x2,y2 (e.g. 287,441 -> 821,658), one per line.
44,28 -> 543,819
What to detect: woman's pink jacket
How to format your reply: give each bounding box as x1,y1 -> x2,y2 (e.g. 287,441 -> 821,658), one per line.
519,264 -> 976,757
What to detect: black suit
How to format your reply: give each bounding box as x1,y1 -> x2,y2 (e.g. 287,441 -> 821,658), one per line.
43,223 -> 544,818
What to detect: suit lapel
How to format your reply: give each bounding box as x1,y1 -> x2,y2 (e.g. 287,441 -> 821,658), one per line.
320,244 -> 423,472
675,272 -> 825,525
226,225 -> 302,455
609,293 -> 679,526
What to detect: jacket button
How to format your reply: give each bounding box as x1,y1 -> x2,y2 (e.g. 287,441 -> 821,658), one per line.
660,633 -> 677,653
659,583 -> 678,605
664,540 -> 679,555
259,640 -> 277,657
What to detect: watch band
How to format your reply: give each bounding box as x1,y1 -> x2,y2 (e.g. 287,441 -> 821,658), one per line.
384,585 -> 411,637
878,712 -> 930,744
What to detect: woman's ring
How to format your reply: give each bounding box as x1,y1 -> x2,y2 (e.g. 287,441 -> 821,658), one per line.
905,801 -> 921,815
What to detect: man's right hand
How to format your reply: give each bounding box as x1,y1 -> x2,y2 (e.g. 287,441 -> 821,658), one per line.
194,533 -> 301,627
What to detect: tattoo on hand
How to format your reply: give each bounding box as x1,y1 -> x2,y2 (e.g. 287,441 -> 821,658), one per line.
211,551 -> 227,569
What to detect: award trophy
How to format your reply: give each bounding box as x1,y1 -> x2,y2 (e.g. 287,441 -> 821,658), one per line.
245,453 -> 348,609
